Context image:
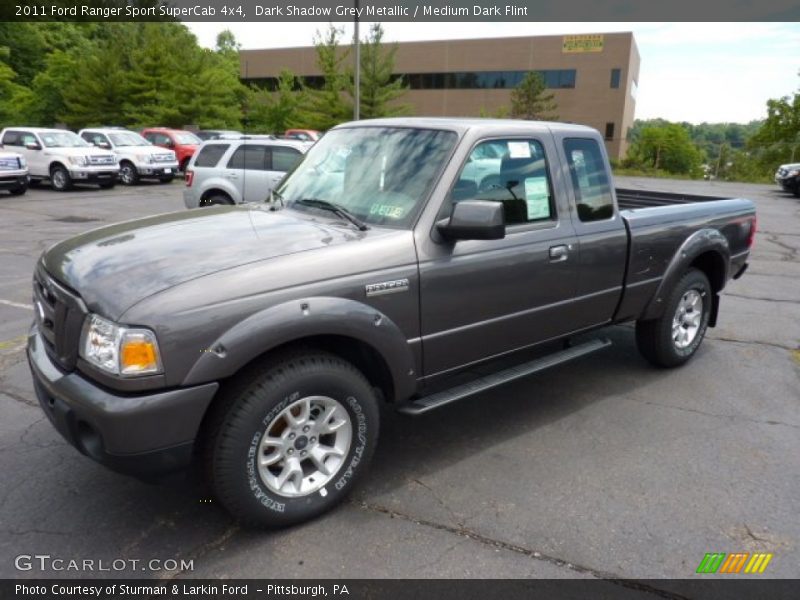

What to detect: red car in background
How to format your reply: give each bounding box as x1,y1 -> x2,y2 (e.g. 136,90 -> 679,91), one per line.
141,127 -> 201,173
284,129 -> 321,142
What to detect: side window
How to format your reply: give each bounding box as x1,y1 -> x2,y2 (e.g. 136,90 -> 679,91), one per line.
142,133 -> 155,143
194,144 -> 230,168
155,134 -> 172,146
271,146 -> 302,172
20,132 -> 37,146
2,131 -> 20,146
226,144 -> 268,170
563,138 -> 614,222
85,133 -> 108,146
447,138 -> 554,225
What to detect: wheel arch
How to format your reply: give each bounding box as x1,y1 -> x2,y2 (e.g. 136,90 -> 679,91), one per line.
641,228 -> 730,323
182,296 -> 417,405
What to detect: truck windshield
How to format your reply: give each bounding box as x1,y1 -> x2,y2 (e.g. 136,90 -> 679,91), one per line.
277,126 -> 457,228
40,131 -> 90,148
109,132 -> 150,147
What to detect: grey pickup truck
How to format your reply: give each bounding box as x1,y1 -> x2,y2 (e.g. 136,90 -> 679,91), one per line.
27,118 -> 756,527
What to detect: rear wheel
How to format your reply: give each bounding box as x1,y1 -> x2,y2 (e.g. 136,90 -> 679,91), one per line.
636,268 -> 711,367
200,193 -> 233,207
203,352 -> 380,528
119,161 -> 139,185
50,165 -> 72,191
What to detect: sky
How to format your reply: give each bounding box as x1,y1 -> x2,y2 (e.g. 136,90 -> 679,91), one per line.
187,22 -> 800,124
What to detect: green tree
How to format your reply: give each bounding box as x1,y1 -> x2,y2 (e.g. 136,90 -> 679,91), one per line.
247,70 -> 305,133
355,24 -> 409,119
299,25 -> 353,130
627,123 -> 704,176
510,72 -> 558,121
747,82 -> 800,168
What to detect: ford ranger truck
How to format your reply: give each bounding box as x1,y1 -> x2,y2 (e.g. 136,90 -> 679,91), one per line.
27,119 -> 756,527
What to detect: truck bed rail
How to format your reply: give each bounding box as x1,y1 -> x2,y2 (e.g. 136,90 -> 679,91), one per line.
616,188 -> 727,210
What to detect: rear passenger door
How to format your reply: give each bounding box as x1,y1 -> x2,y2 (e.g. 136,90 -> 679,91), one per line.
268,145 -> 303,189
557,136 -> 629,329
225,144 -> 270,203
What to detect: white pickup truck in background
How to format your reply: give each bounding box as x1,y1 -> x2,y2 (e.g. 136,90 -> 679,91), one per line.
79,128 -> 178,185
0,150 -> 29,196
0,127 -> 119,191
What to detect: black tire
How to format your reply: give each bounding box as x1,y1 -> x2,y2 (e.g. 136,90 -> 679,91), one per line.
50,165 -> 72,191
203,351 -> 380,528
119,161 -> 139,186
159,174 -> 174,184
99,181 -> 116,189
636,268 -> 712,368
200,193 -> 233,207
9,183 -> 27,196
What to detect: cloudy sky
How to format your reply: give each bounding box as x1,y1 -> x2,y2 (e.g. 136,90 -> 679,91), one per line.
187,22 -> 800,124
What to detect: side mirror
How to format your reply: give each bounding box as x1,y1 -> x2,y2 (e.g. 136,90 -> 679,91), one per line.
164,139 -> 175,148
436,200 -> 505,241
97,141 -> 111,149
25,142 -> 41,151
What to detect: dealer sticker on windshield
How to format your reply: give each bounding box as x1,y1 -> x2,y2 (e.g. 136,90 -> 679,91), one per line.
369,204 -> 405,219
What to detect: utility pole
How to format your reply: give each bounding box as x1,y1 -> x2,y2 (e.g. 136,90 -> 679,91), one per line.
353,0 -> 360,120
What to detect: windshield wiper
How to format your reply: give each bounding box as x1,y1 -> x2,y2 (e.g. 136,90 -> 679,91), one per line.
295,198 -> 369,231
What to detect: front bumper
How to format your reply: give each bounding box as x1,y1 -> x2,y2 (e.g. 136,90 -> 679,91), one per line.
136,163 -> 179,177
0,171 -> 29,189
67,167 -> 119,182
27,325 -> 218,478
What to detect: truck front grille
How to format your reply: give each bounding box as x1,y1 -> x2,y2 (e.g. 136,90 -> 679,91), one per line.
88,155 -> 116,166
0,157 -> 20,170
33,265 -> 86,372
153,153 -> 174,163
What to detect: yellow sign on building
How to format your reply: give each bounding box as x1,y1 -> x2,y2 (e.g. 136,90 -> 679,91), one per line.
562,34 -> 605,53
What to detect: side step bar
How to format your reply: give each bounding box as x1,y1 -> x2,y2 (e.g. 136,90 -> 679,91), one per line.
398,338 -> 611,416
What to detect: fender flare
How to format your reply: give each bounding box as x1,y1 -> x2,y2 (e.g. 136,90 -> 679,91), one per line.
641,228 -> 730,321
182,296 -> 417,401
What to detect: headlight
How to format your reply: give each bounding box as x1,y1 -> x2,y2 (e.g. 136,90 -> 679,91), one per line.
80,314 -> 163,376
135,153 -> 152,163
68,156 -> 88,166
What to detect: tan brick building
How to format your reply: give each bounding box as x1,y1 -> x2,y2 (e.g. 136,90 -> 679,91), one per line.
240,32 -> 640,159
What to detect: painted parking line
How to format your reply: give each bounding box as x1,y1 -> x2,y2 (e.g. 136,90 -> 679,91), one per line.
0,299 -> 33,310
0,334 -> 27,352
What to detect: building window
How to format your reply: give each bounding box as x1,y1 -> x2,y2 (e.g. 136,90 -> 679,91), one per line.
610,68 -> 621,88
605,122 -> 615,141
244,69 -> 578,92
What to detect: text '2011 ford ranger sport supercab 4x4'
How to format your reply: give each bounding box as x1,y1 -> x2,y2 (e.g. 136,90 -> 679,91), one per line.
28,119 -> 756,527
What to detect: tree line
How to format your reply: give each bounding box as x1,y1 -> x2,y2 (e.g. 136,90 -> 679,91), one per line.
1,22 -> 795,183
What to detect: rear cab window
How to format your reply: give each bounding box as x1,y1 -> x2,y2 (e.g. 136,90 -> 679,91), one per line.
445,138 -> 556,226
193,144 -> 230,168
563,138 -> 614,222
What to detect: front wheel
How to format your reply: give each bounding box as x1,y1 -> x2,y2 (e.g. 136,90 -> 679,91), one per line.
203,352 -> 380,528
50,166 -> 72,191
119,161 -> 139,185
9,183 -> 28,196
636,268 -> 711,368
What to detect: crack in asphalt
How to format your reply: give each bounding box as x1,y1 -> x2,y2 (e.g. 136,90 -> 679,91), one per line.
624,397 -> 800,430
724,292 -> 800,304
159,523 -> 239,580
708,336 -> 797,352
355,500 -> 692,600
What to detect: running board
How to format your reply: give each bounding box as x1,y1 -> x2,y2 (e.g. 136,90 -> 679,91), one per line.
398,338 -> 612,416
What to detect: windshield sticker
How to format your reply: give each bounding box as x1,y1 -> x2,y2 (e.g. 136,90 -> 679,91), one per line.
369,204 -> 405,219
507,141 -> 531,159
524,177 -> 551,220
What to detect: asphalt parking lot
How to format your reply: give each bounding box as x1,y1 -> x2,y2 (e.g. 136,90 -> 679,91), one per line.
0,177 -> 797,583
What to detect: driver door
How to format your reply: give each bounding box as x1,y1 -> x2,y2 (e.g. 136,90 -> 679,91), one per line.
418,136 -> 580,377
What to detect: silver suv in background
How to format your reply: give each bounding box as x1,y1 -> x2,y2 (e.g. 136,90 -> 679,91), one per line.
79,128 -> 178,185
183,137 -> 310,208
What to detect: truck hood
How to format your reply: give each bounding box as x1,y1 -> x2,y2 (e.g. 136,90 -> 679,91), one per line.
42,206 -> 363,320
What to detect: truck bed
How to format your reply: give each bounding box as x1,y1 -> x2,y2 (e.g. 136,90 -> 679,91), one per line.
615,188 -> 726,210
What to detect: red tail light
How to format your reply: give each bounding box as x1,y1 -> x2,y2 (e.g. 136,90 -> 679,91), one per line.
185,170 -> 194,187
747,215 -> 757,249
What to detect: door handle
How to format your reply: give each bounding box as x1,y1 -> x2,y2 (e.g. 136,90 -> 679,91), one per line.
549,245 -> 570,262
